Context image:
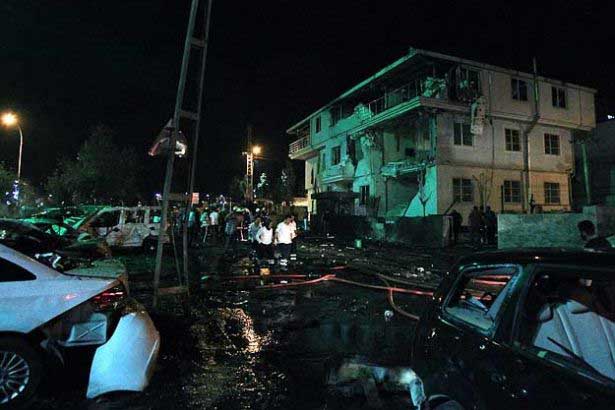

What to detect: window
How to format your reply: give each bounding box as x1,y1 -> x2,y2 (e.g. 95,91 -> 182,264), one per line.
445,266 -> 516,331
310,168 -> 315,185
544,134 -> 561,155
319,152 -> 326,172
395,135 -> 401,152
91,211 -> 121,228
515,269 -> 615,384
459,67 -> 481,95
360,185 -> 370,205
544,182 -> 561,205
453,178 -> 473,202
503,180 -> 521,203
405,148 -> 416,157
355,141 -> 363,162
315,116 -> 322,133
511,78 -> 528,101
551,86 -> 567,108
0,258 -> 36,282
331,146 -> 341,165
453,122 -> 473,146
505,129 -> 521,152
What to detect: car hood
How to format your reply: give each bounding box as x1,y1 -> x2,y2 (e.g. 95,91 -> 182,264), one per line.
0,274 -> 118,334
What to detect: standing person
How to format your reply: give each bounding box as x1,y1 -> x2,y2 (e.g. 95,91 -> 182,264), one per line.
578,220 -> 612,250
468,206 -> 482,249
248,217 -> 262,257
289,214 -> 298,261
223,212 -> 238,257
200,208 -> 210,244
256,220 -> 274,262
450,209 -> 462,245
275,215 -> 293,267
209,207 -> 220,241
484,206 -> 497,245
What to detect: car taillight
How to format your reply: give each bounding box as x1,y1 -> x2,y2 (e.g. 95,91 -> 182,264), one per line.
91,284 -> 127,311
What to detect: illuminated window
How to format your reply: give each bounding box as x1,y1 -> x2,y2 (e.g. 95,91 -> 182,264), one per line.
360,185 -> 370,205
453,178 -> 473,202
511,78 -> 528,101
551,86 -> 567,108
544,134 -> 560,155
454,122 -> 473,146
505,129 -> 521,151
331,146 -> 341,165
544,182 -> 561,205
503,180 -> 521,203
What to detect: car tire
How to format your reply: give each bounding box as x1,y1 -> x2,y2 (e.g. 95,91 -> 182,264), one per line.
0,336 -> 43,408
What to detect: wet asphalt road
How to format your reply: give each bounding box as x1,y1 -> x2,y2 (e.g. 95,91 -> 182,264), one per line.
32,241 -> 440,409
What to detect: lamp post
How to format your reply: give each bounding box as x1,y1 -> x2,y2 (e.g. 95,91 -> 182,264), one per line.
1,112 -> 24,181
244,145 -> 262,202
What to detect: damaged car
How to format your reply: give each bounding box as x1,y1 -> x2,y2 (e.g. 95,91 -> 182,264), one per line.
0,243 -> 160,407
411,248 -> 615,410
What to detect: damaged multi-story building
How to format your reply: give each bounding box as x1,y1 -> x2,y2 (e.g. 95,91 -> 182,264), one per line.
288,47 -> 597,220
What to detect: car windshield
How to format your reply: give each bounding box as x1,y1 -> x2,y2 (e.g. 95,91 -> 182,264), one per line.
0,220 -> 67,252
517,270 -> 615,384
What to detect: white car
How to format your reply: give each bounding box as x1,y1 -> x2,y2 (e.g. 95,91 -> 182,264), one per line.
0,244 -> 160,407
77,206 -> 167,250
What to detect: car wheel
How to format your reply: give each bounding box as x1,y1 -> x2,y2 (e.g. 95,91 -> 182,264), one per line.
0,337 -> 43,408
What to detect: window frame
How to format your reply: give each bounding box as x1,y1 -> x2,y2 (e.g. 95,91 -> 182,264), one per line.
453,122 -> 473,147
511,78 -> 528,101
505,128 -> 521,152
510,264 -> 615,388
331,146 -> 341,166
442,264 -> 522,337
314,116 -> 322,133
503,180 -> 522,203
453,177 -> 473,203
544,133 -> 561,156
544,182 -> 561,205
551,86 -> 567,109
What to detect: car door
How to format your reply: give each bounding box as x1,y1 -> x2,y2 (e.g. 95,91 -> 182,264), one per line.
490,264 -> 615,410
424,265 -> 520,409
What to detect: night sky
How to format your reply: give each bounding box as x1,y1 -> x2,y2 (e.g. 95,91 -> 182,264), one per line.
1,0 -> 613,197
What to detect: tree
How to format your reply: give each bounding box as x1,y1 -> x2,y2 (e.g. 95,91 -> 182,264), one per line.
273,160 -> 297,204
0,163 -> 15,198
229,175 -> 248,202
45,125 -> 142,204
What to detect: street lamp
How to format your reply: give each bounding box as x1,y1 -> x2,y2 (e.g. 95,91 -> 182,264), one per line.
245,145 -> 263,202
251,145 -> 262,156
1,112 -> 24,181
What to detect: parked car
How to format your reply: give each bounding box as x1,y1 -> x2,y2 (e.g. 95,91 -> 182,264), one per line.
411,248 -> 615,410
77,206 -> 167,250
0,244 -> 160,407
27,205 -> 102,228
0,218 -> 111,260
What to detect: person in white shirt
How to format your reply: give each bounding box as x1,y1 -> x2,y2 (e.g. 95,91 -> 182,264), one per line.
247,217 -> 262,256
209,208 -> 220,240
275,215 -> 293,265
256,220 -> 274,260
289,215 -> 298,260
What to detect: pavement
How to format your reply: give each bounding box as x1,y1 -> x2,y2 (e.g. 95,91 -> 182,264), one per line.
33,236 -> 480,410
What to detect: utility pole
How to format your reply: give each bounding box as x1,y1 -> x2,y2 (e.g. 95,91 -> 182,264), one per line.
153,0 -> 214,309
245,125 -> 254,202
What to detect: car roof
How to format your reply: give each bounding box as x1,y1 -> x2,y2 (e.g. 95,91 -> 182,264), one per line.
457,248 -> 615,269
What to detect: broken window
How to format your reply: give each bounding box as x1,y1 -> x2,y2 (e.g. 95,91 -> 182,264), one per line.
331,146 -> 341,165
544,134 -> 561,155
445,266 -> 517,332
503,180 -> 521,203
360,185 -> 370,205
454,122 -> 473,146
511,78 -> 528,101
544,182 -> 561,205
551,86 -> 567,108
453,178 -> 473,202
505,129 -> 521,151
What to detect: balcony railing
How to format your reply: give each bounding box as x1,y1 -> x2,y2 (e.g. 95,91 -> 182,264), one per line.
365,77 -> 447,117
322,161 -> 355,183
289,135 -> 310,155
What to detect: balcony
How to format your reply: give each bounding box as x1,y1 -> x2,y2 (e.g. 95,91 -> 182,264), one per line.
381,159 -> 427,178
364,77 -> 447,118
289,135 -> 315,160
321,161 -> 355,184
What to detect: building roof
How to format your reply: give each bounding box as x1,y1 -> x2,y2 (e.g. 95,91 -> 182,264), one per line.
287,47 -> 598,134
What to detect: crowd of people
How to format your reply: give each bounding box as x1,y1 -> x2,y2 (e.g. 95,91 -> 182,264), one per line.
448,206 -> 498,248
179,204 -> 300,267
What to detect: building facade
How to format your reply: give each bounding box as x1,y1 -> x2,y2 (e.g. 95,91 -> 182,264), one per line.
288,48 -> 596,219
